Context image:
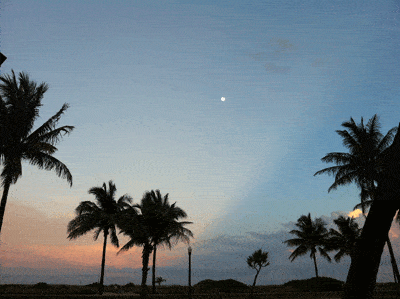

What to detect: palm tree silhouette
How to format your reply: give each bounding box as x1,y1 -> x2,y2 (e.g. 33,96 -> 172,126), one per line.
284,213 -> 331,278
246,249 -> 270,288
118,190 -> 193,296
118,204 -> 153,297
139,190 -> 193,294
325,216 -> 361,263
314,115 -> 400,291
0,70 -> 74,234
67,181 -> 131,294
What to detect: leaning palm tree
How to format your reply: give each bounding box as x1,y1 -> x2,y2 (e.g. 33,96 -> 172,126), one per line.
247,249 -> 270,288
138,190 -> 193,294
67,181 -> 131,294
0,70 -> 74,234
325,216 -> 361,263
314,115 -> 400,298
284,213 -> 331,278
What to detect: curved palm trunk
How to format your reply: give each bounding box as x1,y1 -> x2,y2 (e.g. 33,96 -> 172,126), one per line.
152,245 -> 157,294
343,198 -> 399,299
386,237 -> 400,283
0,179 -> 12,235
252,268 -> 261,287
99,230 -> 108,295
313,254 -> 319,278
141,243 -> 152,298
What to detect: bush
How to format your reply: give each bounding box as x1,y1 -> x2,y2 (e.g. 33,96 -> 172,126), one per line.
34,282 -> 50,289
194,279 -> 250,293
283,277 -> 344,292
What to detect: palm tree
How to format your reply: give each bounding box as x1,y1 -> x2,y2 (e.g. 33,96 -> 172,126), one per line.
67,181 -> 131,294
247,249 -> 270,288
325,216 -> 361,263
117,204 -> 153,297
314,115 -> 400,298
0,70 -> 74,234
353,199 -> 400,283
139,190 -> 193,294
284,213 -> 331,278
118,190 -> 193,295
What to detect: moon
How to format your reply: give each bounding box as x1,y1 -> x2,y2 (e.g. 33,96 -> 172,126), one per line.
221,97 -> 226,101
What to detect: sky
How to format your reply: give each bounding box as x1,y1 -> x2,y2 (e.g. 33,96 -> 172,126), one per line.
1,0 -> 400,286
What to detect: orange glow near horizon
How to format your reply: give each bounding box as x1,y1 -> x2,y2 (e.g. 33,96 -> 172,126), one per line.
1,201 -> 184,272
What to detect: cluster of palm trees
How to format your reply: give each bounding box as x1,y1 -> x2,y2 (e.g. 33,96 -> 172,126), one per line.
67,182 -> 193,295
284,213 -> 361,278
313,115 -> 400,299
0,71 -> 193,297
2,70 -> 400,299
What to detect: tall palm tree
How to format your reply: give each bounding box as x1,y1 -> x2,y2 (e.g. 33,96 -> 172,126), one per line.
284,213 -> 331,278
353,199 -> 400,283
325,216 -> 361,263
139,190 -> 193,294
246,249 -> 270,288
67,181 -> 131,294
314,115 -> 400,298
0,70 -> 74,234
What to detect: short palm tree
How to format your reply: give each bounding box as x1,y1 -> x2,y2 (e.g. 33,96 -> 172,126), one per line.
0,70 -> 74,234
67,181 -> 131,294
247,249 -> 270,287
139,190 -> 193,294
284,213 -> 331,278
325,216 -> 361,263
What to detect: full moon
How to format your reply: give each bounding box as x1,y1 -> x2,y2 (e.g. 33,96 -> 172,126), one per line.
221,97 -> 226,101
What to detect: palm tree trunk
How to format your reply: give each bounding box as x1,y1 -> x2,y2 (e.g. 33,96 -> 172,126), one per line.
387,237 -> 400,283
343,198 -> 399,299
252,268 -> 260,287
152,245 -> 157,294
99,230 -> 108,295
0,179 -> 12,235
141,243 -> 152,298
313,254 -> 319,278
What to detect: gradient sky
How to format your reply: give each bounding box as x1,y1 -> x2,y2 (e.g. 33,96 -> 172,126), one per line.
1,0 -> 400,286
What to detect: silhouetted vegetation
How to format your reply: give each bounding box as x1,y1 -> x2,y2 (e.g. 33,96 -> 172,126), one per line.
325,216 -> 361,263
283,277 -> 344,292
67,180 -> 132,294
284,213 -> 331,278
0,70 -> 74,234
315,115 -> 400,298
117,189 -> 193,297
247,249 -> 270,288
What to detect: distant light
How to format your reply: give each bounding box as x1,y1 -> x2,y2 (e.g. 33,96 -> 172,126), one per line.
221,97 -> 226,101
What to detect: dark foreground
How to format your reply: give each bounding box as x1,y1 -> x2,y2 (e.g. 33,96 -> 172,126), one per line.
1,279 -> 400,299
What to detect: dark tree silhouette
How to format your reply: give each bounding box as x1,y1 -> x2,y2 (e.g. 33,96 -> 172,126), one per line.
315,115 -> 400,298
325,216 -> 361,263
67,181 -> 131,294
247,249 -> 270,288
0,70 -> 74,234
284,213 -> 331,278
138,190 -> 193,294
118,204 -> 153,298
118,190 -> 193,296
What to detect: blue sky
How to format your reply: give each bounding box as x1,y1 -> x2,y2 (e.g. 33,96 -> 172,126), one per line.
1,0 -> 400,286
